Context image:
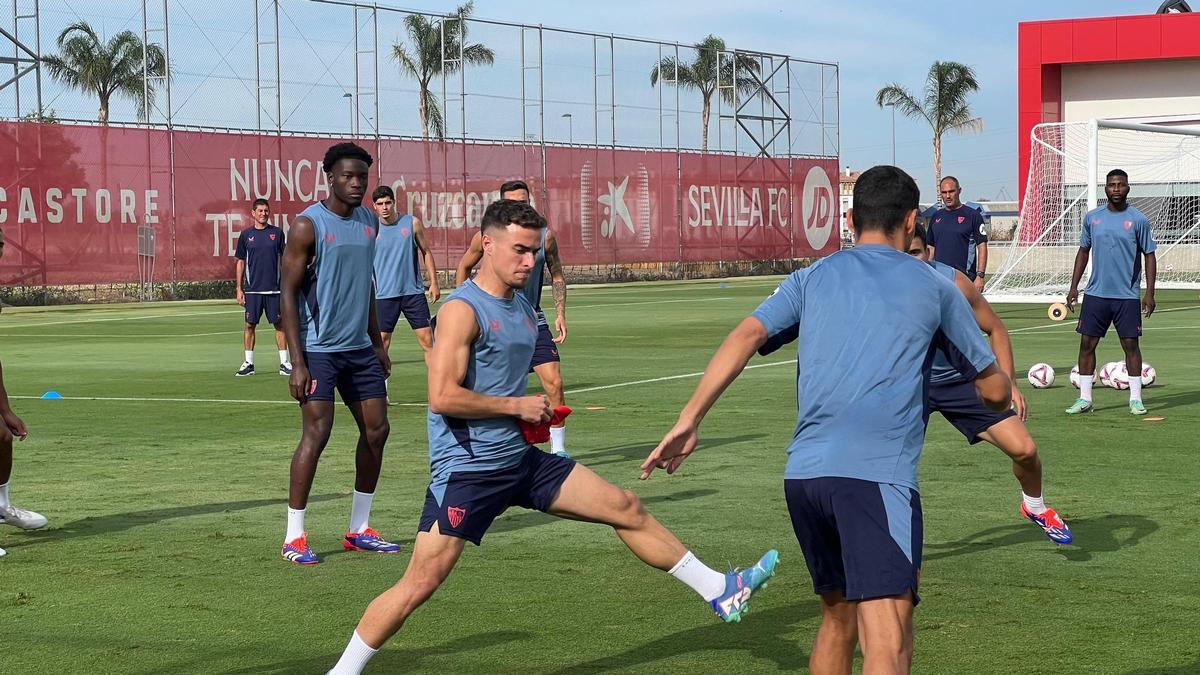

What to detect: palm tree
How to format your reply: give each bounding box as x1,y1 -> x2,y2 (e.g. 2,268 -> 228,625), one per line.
876,61 -> 982,193
392,2 -> 494,139
649,35 -> 761,151
42,21 -> 167,124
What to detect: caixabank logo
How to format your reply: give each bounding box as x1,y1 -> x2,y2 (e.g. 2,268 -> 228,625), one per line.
579,162 -> 653,251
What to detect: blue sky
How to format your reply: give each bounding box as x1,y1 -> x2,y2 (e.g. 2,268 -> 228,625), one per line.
7,0 -> 1161,200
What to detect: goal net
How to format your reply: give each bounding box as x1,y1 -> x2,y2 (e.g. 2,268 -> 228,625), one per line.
986,119 -> 1200,303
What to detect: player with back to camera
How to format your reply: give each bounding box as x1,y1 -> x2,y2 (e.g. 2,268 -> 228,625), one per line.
643,166 -> 1011,675
326,199 -> 779,674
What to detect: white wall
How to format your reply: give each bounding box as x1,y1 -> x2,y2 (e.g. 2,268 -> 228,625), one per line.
1062,60 -> 1200,123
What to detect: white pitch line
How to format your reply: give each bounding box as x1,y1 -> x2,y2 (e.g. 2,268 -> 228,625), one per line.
570,297 -> 735,310
1007,303 -> 1200,334
4,308 -> 241,328
569,358 -> 796,394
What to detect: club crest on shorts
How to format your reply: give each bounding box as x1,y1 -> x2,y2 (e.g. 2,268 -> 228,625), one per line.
447,506 -> 467,528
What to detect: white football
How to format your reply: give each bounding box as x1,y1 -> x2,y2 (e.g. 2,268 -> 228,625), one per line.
1027,363 -> 1055,389
1141,362 -> 1157,387
1069,365 -> 1081,389
1110,362 -> 1131,390
1099,361 -> 1121,388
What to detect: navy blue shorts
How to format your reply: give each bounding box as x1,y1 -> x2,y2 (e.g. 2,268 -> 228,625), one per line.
302,347 -> 387,403
1077,295 -> 1141,339
529,322 -> 560,370
244,293 -> 281,326
418,446 -> 576,545
785,477 -> 922,604
928,379 -> 1015,443
378,293 -> 431,333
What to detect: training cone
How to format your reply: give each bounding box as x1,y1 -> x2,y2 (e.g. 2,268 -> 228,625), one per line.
1048,303 -> 1068,321
40,391 -> 63,399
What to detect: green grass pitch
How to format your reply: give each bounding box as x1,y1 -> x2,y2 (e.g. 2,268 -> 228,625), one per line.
1,280 -> 1197,673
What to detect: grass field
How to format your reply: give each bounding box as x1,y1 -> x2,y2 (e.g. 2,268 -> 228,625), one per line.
1,279 -> 1198,674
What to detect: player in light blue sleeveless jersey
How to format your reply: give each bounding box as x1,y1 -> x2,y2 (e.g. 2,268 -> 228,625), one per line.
643,166 -> 1012,674
278,143 -> 399,565
1065,168 -> 1158,416
328,200 -> 779,675
455,180 -> 572,457
371,185 -> 440,372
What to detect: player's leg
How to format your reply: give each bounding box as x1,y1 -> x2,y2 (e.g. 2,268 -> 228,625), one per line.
977,417 -> 1072,544
1115,298 -> 1147,413
266,295 -> 289,374
0,426 -> 46,530
401,294 -> 434,367
1067,333 -> 1101,414
238,295 -> 261,376
282,396 -> 335,563
531,323 -> 568,456
811,592 -> 858,675
329,523 -> 466,674
543,457 -> 777,621
376,298 -> 402,402
340,348 -> 399,552
856,594 -> 915,675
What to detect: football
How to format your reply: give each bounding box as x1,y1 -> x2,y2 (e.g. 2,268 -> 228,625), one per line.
1099,361 -> 1121,388
1109,362 -> 1131,390
1141,362 -> 1157,387
1069,365 -> 1081,389
1027,363 -> 1055,389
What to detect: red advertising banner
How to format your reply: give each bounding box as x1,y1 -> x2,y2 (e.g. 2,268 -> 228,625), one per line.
0,122 -> 838,286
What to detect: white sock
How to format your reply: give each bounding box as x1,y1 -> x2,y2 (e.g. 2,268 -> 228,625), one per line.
1129,375 -> 1143,402
285,507 -> 306,542
668,550 -> 728,601
244,350 -> 254,365
0,482 -> 9,509
349,490 -> 374,534
1079,375 -> 1094,401
1022,492 -> 1046,515
550,426 -> 566,454
329,631 -> 378,675
279,349 -> 290,366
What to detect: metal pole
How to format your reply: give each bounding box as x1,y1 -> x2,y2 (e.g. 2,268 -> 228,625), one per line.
164,0 -> 177,292
33,0 -> 40,115
353,7 -> 360,136
1087,118 -> 1099,209
254,1 -> 261,130
274,0 -> 281,133
519,29 -> 526,141
11,0 -> 18,116
609,35 -> 615,147
141,0 -> 149,119
373,3 -> 379,138
591,37 -> 597,145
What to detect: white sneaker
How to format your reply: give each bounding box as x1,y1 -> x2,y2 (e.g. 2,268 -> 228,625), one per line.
0,504 -> 48,530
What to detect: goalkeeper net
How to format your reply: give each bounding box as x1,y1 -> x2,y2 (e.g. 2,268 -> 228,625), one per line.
987,119 -> 1200,303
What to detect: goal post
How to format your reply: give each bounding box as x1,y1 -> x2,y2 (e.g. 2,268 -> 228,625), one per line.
986,118 -> 1200,304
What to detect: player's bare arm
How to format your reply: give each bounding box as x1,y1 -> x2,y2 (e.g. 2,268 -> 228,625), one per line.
0,361 -> 28,440
955,270 -> 1026,419
454,232 -> 484,286
280,215 -> 316,401
1065,246 -> 1090,311
412,217 -> 441,304
1142,251 -> 1156,317
544,230 -> 568,343
428,299 -> 550,424
642,317 -> 767,479
975,240 -> 988,291
973,363 -> 1013,412
235,259 -> 246,306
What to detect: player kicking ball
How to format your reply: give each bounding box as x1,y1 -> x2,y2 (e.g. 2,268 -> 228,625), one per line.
326,200 -> 778,674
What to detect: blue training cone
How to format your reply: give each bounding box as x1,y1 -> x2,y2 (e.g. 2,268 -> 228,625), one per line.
40,391 -> 62,399
718,283 -> 729,289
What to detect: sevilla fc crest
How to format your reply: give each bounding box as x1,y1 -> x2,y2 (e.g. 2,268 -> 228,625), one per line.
957,216 -> 965,224
447,506 -> 467,528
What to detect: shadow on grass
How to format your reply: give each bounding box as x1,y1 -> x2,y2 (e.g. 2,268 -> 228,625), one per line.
925,514 -> 1158,563
5,494 -> 341,549
544,601 -> 818,674
159,629 -> 531,675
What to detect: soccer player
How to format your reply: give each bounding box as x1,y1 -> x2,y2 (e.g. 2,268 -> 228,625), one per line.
277,143 -> 399,564
642,166 -> 1011,674
928,176 -> 988,291
371,185 -> 440,371
326,200 -> 778,674
755,220 -> 1072,546
234,199 -> 291,377
0,229 -> 48,558
1066,169 -> 1157,416
455,180 -> 571,457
